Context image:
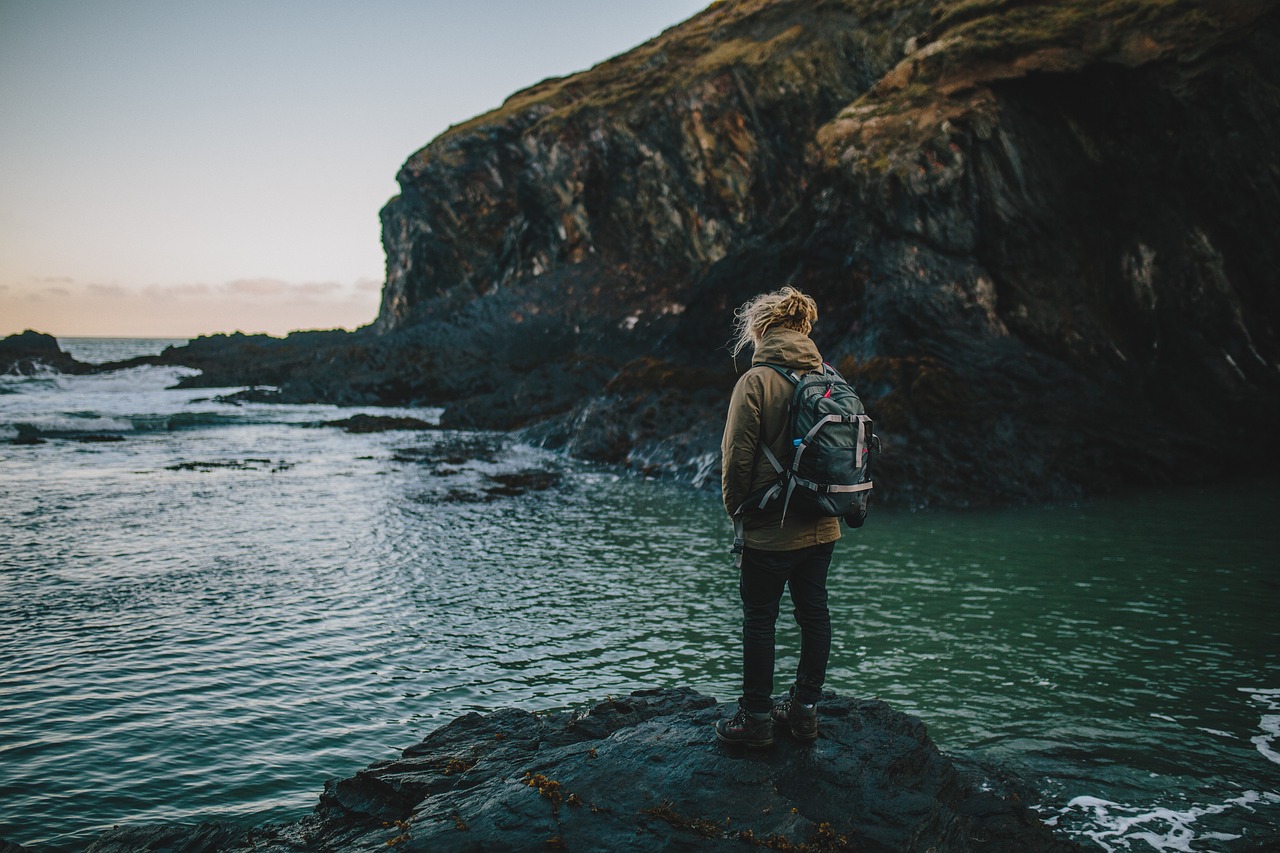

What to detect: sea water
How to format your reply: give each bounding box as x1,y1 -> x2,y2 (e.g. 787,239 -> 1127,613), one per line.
1,339 -> 1277,851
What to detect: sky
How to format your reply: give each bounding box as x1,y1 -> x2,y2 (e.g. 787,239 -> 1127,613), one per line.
0,0 -> 709,338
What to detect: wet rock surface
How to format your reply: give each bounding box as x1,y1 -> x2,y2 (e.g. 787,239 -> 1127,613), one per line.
165,458 -> 292,473
384,432 -> 568,504
0,331 -> 91,376
320,414 -> 440,433
82,687 -> 1080,852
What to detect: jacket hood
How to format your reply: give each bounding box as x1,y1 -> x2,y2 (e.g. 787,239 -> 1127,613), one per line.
751,327 -> 823,371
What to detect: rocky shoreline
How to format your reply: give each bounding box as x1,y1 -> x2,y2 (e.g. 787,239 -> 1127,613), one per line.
0,331 -> 95,377
8,1 -> 1280,508
57,687 -> 1078,853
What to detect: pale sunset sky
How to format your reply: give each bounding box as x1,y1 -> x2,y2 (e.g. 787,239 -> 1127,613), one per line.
0,0 -> 709,338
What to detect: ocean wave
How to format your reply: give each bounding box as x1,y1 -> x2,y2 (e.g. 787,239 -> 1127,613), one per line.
1050,791 -> 1280,852
3,406 -> 447,439
67,364 -> 202,392
0,363 -> 200,393
1,365 -> 243,438
1241,687 -> 1280,767
1,360 -> 64,378
17,414 -> 138,434
3,410 -> 277,438
0,364 -> 65,391
0,361 -> 441,443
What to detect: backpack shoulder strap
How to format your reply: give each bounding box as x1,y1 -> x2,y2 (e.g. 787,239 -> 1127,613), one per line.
754,363 -> 801,475
760,362 -> 801,384
819,361 -> 848,382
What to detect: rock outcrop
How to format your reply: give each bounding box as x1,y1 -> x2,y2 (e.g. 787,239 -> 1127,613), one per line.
362,0 -> 1280,507
0,331 -> 91,376
82,687 -> 1079,852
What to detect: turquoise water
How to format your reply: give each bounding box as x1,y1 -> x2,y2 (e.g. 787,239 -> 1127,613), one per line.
0,340 -> 1277,850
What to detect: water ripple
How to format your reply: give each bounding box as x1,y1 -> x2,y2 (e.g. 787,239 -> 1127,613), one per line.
2,415 -> 1279,849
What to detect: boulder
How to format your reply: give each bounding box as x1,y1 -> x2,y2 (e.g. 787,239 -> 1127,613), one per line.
86,687 -> 1079,852
320,414 -> 440,433
0,330 -> 90,375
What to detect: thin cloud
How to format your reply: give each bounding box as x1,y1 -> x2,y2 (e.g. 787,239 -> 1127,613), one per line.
87,283 -> 129,297
288,281 -> 343,297
143,283 -> 214,299
12,276 -> 374,300
226,278 -> 290,296
219,278 -> 345,298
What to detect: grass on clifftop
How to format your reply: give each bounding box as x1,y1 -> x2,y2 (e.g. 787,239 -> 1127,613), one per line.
406,0 -> 921,167
402,0 -> 1275,178
927,0 -> 1247,69
819,0 -> 1278,175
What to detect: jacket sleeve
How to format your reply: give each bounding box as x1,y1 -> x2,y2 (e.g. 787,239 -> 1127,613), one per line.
721,370 -> 764,518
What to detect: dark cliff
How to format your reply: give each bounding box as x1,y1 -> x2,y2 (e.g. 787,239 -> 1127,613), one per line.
87,0 -> 1280,507
371,0 -> 1280,506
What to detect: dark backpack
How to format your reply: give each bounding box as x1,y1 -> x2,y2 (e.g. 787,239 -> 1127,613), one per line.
731,362 -> 879,559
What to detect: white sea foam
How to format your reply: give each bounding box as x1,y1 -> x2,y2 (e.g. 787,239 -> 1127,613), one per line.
26,415 -> 136,433
1196,727 -> 1235,739
1057,791 -> 1280,852
1,361 -> 61,377
690,450 -> 719,489
1240,688 -> 1280,766
0,362 -> 442,440
55,365 -> 202,396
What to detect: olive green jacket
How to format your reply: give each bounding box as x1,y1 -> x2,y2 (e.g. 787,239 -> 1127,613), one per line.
721,328 -> 841,551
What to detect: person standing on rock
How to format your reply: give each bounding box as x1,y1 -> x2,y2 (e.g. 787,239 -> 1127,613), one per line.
716,286 -> 838,747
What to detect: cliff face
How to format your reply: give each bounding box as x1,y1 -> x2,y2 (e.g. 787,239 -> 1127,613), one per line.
375,1 -> 929,332
138,0 -> 1280,507
806,0 -> 1280,502
362,0 -> 1280,506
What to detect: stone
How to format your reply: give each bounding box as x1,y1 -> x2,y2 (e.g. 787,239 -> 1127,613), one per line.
0,330 -> 90,376
320,414 -> 439,433
85,687 -> 1081,852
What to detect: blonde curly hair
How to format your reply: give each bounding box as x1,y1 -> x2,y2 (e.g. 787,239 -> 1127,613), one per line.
729,286 -> 818,358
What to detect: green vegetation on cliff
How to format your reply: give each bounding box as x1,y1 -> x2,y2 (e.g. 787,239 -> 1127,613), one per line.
823,0 -> 1276,173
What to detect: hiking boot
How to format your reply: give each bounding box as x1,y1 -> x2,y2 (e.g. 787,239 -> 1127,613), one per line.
771,696 -> 818,742
715,706 -> 774,747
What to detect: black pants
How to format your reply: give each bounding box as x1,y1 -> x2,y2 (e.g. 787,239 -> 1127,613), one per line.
738,541 -> 834,714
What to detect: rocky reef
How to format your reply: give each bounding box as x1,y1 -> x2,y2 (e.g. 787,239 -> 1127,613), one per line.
0,331 -> 91,376
11,0 -> 1280,507
76,687 -> 1078,852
